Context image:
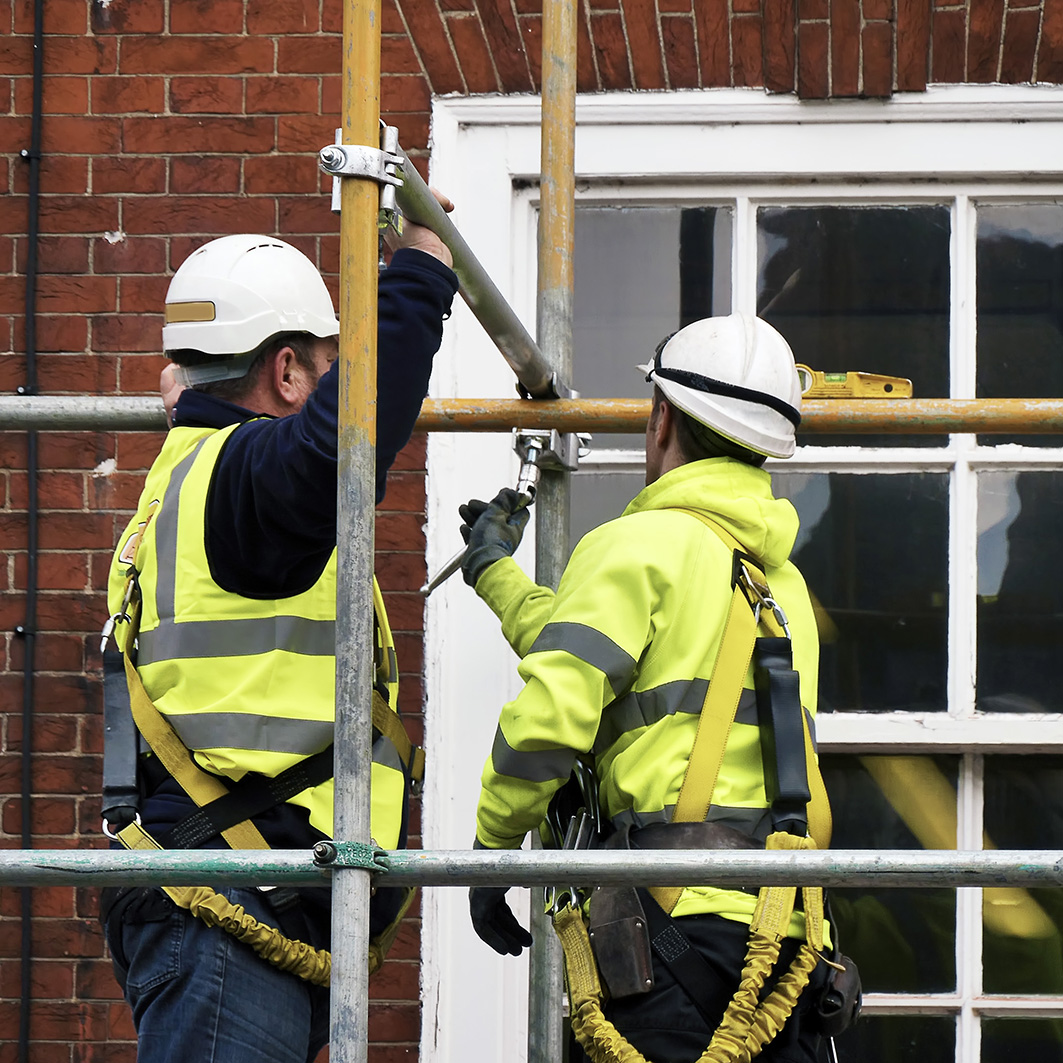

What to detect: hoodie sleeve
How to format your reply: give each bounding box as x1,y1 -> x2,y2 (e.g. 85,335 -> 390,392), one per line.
206,248 -> 458,599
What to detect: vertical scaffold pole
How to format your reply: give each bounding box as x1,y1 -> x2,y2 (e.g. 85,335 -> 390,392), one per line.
332,2 -> 380,1061
529,0 -> 578,1060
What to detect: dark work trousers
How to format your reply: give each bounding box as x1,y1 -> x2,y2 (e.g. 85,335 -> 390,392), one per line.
573,911 -> 831,1063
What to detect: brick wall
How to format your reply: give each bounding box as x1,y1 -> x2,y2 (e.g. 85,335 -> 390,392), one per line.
3,0 -> 1063,1061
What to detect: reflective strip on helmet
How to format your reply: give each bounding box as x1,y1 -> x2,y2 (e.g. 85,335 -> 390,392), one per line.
165,300 -> 216,324
526,622 -> 636,698
490,725 -> 576,783
651,365 -> 802,427
169,712 -> 334,755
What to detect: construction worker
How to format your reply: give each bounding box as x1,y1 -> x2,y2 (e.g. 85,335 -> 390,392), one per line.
99,211 -> 458,1063
460,314 -> 844,1063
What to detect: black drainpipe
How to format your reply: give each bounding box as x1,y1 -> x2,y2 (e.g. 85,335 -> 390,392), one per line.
17,0 -> 44,1056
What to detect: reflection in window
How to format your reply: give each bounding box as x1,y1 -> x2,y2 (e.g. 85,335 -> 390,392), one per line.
757,205 -> 950,447
982,1018 -> 1063,1063
977,204 -> 1063,447
774,472 -> 948,713
823,754 -> 958,996
983,756 -> 1063,1004
567,470 -> 644,553
977,472 -> 1063,713
832,1015 -> 955,1063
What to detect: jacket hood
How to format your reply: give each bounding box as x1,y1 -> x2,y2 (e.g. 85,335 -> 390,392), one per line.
623,458 -> 799,569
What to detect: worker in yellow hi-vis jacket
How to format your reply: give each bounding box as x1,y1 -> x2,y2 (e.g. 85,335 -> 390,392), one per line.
458,314 -> 856,1063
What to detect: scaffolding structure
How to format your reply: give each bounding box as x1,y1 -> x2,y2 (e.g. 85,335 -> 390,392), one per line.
6,1 -> 1063,1061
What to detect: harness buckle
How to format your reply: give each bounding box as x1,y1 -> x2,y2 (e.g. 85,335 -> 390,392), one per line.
738,565 -> 792,638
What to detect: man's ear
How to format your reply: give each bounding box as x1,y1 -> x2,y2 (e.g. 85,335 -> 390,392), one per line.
653,397 -> 676,450
270,345 -> 303,407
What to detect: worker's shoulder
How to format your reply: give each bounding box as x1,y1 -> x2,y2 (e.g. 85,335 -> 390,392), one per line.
572,507 -> 709,560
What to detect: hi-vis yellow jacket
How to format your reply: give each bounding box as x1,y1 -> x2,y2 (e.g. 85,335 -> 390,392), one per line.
474,457 -> 823,929
107,422 -> 406,847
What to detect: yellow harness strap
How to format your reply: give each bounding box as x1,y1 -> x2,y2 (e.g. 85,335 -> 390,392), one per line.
116,820 -> 332,986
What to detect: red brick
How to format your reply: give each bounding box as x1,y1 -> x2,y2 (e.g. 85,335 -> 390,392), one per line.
734,0 -> 762,11
13,314 -> 88,353
374,550 -> 426,593
244,154 -> 320,194
800,0 -> 830,20
862,20 -> 894,94
798,19 -> 829,95
123,116 -> 275,155
22,552 -> 90,591
520,12 -> 544,87
480,0 -> 535,91
623,0 -> 666,88
120,36 -> 275,75
864,0 -> 892,18
170,156 -> 242,195
375,511 -> 425,552
660,14 -> 699,88
0,955 -> 74,999
1037,0 -> 1063,81
90,465 -> 153,508
831,0 -> 861,94
277,36 -> 342,75
35,352 -> 118,393
40,114 -> 120,155
277,196 -> 340,235
694,0 -> 730,86
34,276 -> 118,316
247,0 -> 319,34
91,75 -> 165,115
15,235 -> 90,275
932,7 -> 967,81
0,78 -> 9,112
246,75 -> 320,114
1000,7 -> 1040,81
10,469 -> 84,510
447,14 -> 499,93
36,193 -> 116,235
114,432 -> 164,471
0,115 -> 30,153
367,1002 -> 420,1042
94,236 -> 167,276
91,0 -> 164,32
763,0 -> 796,91
13,75 -> 88,115
37,433 -> 115,471
93,157 -> 166,195
897,0 -> 931,90
590,11 -> 634,88
170,0 -> 246,34
382,34 -> 423,76
91,314 -> 163,354
13,0 -> 86,33
396,0 -> 464,93
277,114 -> 342,153
380,72 -> 431,113
127,194 -> 279,237
117,275 -> 168,315
169,76 -> 245,114
967,0 -> 1006,80
733,12 -> 765,85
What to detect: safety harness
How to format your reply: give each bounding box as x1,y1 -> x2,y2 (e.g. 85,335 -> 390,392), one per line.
551,510 -> 846,1063
100,511 -> 424,984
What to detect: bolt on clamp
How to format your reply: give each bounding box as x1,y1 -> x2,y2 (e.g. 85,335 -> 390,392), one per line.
321,123 -> 404,235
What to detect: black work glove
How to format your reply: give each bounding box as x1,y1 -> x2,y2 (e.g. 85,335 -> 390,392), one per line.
469,885 -> 533,956
458,488 -> 531,587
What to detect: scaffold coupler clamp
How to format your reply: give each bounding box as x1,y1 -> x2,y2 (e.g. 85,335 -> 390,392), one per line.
513,426 -> 591,475
321,122 -> 404,235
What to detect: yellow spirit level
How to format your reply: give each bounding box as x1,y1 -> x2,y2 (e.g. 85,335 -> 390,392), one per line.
795,365 -> 913,399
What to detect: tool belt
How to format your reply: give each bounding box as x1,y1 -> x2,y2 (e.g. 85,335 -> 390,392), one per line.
549,510 -> 860,1063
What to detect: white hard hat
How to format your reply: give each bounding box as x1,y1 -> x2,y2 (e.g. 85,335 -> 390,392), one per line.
162,234 -> 339,378
637,313 -> 802,459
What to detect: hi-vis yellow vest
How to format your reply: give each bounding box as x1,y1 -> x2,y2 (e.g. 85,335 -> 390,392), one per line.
108,422 -> 406,847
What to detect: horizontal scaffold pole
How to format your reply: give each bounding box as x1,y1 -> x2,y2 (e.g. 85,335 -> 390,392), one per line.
4,396 -> 1063,434
3,847 -> 1063,888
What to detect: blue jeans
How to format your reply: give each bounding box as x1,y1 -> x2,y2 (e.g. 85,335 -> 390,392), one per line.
104,887 -> 330,1063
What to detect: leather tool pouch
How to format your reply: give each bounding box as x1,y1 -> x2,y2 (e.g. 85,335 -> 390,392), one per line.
587,826 -> 655,999
813,953 -> 863,1036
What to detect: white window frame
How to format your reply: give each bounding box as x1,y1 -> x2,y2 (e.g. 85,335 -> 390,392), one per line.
421,86 -> 1063,1063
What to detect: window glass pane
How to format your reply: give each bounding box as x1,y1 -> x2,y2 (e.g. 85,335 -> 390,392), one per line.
833,1015 -> 955,1063
977,204 -> 1063,447
977,472 -> 1063,713
982,1018 -> 1063,1062
568,470 -> 643,552
774,472 -> 948,713
823,754 -> 958,994
757,205 -> 951,448
573,205 -> 732,448
983,756 -> 1063,997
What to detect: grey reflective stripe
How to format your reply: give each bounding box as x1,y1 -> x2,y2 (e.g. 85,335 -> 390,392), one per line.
138,615 -> 336,664
153,441 -> 209,622
527,622 -> 635,698
610,803 -> 769,840
372,734 -> 404,774
595,684 -> 757,755
168,712 -> 334,755
805,707 -> 817,751
490,725 -> 575,783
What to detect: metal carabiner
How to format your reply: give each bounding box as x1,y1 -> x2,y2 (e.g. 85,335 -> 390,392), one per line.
739,565 -> 792,639
101,812 -> 140,840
